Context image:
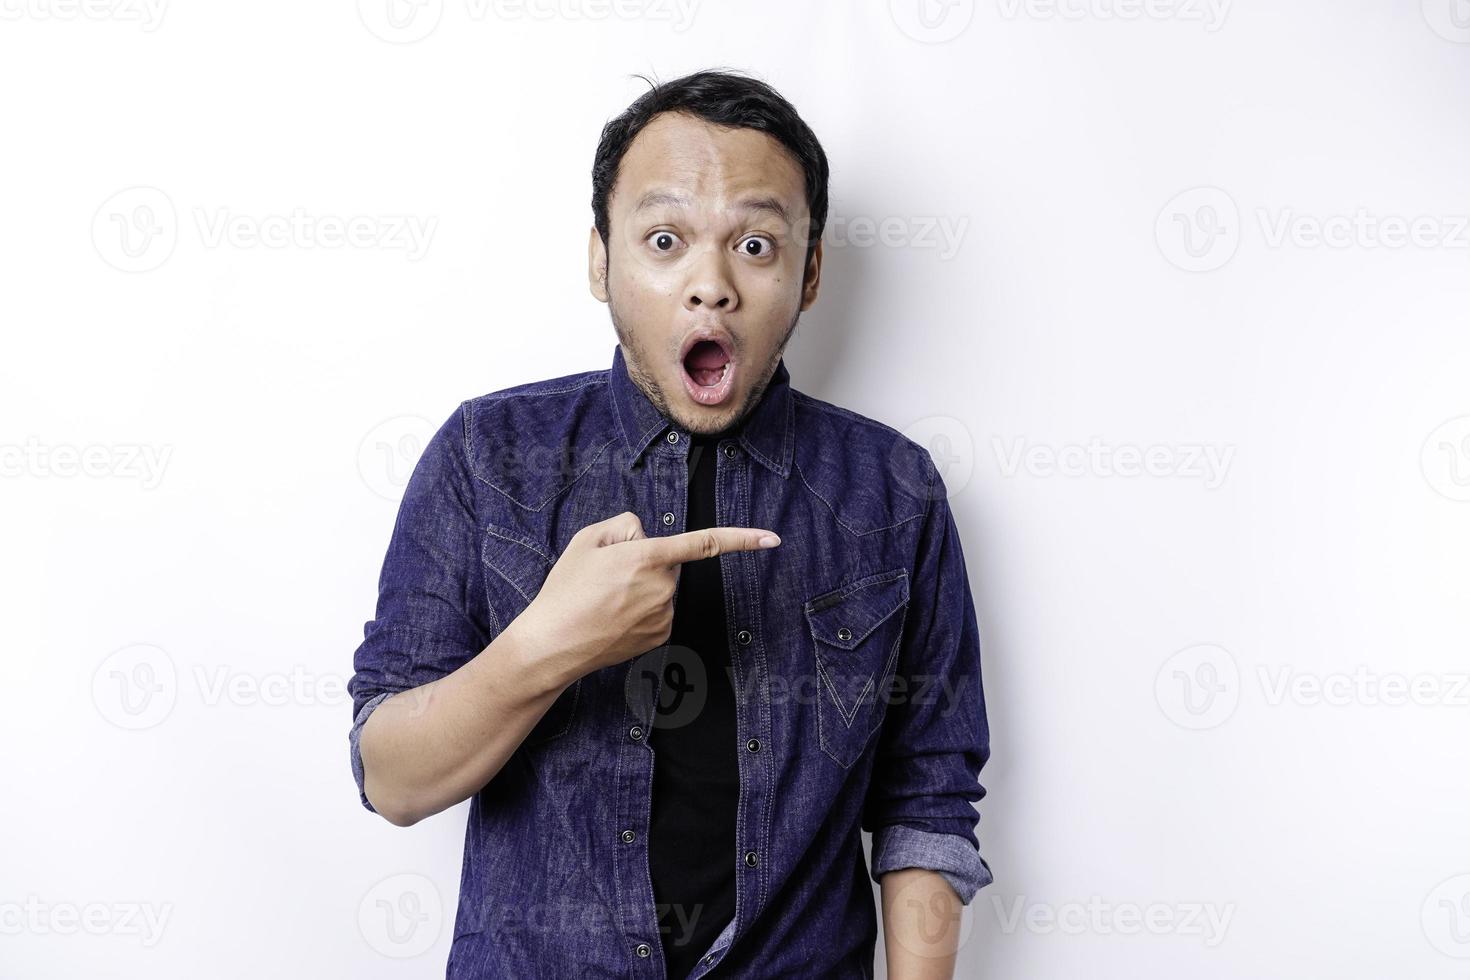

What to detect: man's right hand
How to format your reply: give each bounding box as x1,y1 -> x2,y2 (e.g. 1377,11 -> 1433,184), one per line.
507,510 -> 781,683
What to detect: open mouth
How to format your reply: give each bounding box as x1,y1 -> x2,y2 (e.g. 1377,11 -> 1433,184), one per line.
680,338 -> 736,406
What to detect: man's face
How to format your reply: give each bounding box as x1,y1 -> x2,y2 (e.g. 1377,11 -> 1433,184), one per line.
589,110 -> 822,438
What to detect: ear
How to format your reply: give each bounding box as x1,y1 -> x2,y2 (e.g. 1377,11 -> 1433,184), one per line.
588,225 -> 609,303
799,238 -> 823,311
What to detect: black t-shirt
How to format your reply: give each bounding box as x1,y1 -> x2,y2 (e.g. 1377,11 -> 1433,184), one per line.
647,429 -> 739,979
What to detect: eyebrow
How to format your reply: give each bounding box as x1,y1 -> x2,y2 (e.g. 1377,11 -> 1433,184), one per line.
632,190 -> 792,224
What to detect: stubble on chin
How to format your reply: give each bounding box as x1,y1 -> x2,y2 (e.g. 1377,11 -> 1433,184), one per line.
608,298 -> 800,438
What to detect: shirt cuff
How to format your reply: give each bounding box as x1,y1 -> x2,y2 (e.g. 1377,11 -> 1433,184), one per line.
349,691 -> 397,814
869,824 -> 994,905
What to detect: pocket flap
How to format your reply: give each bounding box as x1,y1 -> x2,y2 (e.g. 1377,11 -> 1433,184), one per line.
803,569 -> 909,650
481,522 -> 557,603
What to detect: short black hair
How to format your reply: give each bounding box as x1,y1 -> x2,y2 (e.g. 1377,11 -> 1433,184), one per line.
591,68 -> 830,278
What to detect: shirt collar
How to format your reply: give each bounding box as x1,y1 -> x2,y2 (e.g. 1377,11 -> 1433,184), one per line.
608,342 -> 794,479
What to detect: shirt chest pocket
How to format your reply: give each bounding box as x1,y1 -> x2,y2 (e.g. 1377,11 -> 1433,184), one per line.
481,523 -> 580,749
803,568 -> 910,770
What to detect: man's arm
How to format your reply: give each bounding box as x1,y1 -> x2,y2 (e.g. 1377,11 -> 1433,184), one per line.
880,867 -> 962,980
356,619 -> 574,827
347,404 -> 780,826
864,453 -> 994,970
347,404 -> 577,827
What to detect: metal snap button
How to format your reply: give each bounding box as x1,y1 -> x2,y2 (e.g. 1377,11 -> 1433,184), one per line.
735,629 -> 752,645
746,738 -> 760,752
662,512 -> 675,526
629,725 -> 643,741
621,829 -> 635,843
836,626 -> 852,642
744,850 -> 758,867
722,443 -> 737,458
635,943 -> 652,957
666,431 -> 679,443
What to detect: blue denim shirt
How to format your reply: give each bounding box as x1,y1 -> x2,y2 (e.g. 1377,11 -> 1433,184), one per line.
348,343 -> 994,978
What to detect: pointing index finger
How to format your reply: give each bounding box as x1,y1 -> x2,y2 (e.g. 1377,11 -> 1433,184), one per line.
643,527 -> 781,567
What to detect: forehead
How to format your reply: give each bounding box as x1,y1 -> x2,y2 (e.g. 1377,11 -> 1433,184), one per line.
612,111 -> 807,218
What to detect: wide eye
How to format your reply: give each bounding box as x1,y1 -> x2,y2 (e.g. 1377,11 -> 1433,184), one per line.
739,235 -> 776,258
646,230 -> 684,253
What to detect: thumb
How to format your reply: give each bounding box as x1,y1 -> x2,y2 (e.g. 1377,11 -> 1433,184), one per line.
582,510 -> 646,547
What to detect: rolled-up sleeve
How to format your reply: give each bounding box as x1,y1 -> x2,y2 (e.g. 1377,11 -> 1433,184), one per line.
347,403 -> 492,814
863,455 -> 994,904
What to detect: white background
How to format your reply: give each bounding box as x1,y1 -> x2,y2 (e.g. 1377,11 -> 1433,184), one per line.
3,0 -> 1469,977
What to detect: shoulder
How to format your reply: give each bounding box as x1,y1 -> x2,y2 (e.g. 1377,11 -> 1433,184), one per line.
457,367 -> 618,512
789,388 -> 938,536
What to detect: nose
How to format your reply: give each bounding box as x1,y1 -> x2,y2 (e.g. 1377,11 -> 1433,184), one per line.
683,247 -> 737,312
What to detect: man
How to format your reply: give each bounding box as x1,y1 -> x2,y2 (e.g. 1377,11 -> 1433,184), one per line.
348,68 -> 993,978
